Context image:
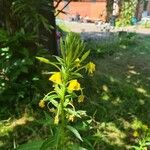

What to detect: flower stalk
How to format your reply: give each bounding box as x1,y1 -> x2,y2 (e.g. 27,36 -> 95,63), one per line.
37,33 -> 96,149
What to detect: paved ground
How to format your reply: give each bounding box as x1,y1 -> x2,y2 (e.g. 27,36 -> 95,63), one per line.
58,21 -> 150,41
60,21 -> 150,35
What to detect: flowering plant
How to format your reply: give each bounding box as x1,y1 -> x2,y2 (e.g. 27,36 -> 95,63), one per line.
36,33 -> 95,149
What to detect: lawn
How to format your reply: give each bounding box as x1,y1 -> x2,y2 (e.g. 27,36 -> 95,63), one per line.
0,33 -> 150,150
82,35 -> 150,149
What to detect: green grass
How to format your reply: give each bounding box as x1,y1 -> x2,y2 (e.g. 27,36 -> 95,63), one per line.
82,35 -> 150,149
86,32 -> 138,58
140,22 -> 150,28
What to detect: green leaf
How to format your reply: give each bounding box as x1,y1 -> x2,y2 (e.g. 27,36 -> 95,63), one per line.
75,121 -> 90,131
63,99 -> 70,107
82,138 -> 94,150
46,94 -> 59,100
40,136 -> 56,150
72,43 -> 82,61
71,72 -> 83,78
54,56 -> 64,64
17,140 -> 44,150
80,50 -> 90,62
60,38 -> 66,59
68,144 -> 87,150
66,125 -> 83,142
49,99 -> 59,107
39,14 -> 53,32
36,56 -> 60,70
65,108 -> 81,118
36,57 -> 51,64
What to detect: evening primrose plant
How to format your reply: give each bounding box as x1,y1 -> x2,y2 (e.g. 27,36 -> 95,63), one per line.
36,33 -> 95,149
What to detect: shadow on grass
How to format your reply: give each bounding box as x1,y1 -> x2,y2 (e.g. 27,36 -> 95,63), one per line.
80,35 -> 150,149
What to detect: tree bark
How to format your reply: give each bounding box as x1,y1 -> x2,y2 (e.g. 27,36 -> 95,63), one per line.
40,0 -> 58,55
48,6 -> 58,55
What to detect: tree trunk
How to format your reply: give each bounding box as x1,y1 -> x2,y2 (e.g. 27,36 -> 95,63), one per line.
40,0 -> 58,55
106,0 -> 114,22
48,7 -> 58,55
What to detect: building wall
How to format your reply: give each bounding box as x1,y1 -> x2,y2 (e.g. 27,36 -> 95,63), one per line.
56,1 -> 107,21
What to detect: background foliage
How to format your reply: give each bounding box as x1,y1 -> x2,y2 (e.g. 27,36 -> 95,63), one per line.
116,0 -> 138,26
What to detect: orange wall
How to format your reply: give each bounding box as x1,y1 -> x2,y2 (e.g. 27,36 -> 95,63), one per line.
56,1 -> 107,21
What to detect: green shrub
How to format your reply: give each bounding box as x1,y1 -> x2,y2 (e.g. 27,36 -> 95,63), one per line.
118,31 -> 137,45
0,29 -> 49,117
117,0 -> 138,27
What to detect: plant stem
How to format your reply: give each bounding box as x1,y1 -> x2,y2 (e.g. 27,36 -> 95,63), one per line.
59,83 -> 67,149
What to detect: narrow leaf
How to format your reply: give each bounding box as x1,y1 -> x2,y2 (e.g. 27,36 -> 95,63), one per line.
17,140 -> 43,150
80,50 -> 90,62
67,125 -> 83,142
36,56 -> 60,70
40,137 -> 56,150
36,57 -> 51,64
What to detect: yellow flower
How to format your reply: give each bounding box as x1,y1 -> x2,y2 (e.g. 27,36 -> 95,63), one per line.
86,62 -> 96,75
133,131 -> 139,137
39,100 -> 45,108
68,80 -> 81,91
102,85 -> 109,92
78,95 -> 85,103
75,58 -> 80,62
68,115 -> 75,122
75,58 -> 80,68
49,72 -> 62,84
54,115 -> 59,125
49,108 -> 56,113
